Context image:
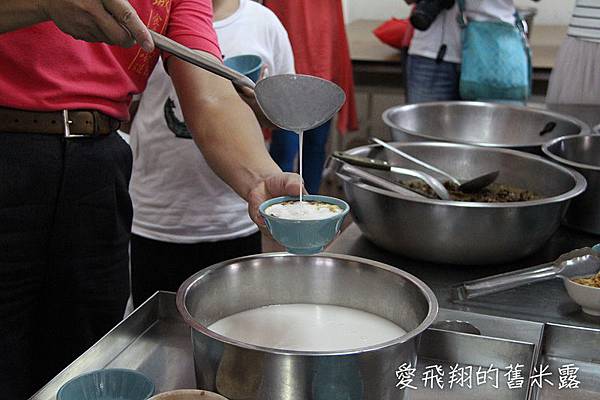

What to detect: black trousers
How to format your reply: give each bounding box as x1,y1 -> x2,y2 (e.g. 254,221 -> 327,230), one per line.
0,132 -> 132,399
130,232 -> 261,307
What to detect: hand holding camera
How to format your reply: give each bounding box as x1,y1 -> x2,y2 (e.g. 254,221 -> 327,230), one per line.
410,0 -> 456,30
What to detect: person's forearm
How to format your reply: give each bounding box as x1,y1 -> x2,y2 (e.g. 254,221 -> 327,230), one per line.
169,58 -> 282,201
0,1 -> 47,34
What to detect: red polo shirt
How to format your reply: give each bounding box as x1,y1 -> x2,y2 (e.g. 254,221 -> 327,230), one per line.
0,0 -> 221,121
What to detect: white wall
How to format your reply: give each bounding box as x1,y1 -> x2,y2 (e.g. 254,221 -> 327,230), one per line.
342,0 -> 575,26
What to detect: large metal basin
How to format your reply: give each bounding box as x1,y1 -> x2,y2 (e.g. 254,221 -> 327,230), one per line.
383,101 -> 591,153
337,142 -> 586,265
177,253 -> 437,400
543,135 -> 600,235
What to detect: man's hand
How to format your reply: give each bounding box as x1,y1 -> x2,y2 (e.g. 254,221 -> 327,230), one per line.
36,0 -> 154,51
246,173 -> 304,226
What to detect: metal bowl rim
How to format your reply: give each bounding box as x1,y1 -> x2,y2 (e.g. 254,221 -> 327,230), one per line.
382,101 -> 592,148
176,252 -> 439,356
342,141 -> 587,208
542,134 -> 600,172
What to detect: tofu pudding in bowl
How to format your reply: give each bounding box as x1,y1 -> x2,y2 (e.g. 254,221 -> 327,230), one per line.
264,200 -> 344,220
259,195 -> 349,254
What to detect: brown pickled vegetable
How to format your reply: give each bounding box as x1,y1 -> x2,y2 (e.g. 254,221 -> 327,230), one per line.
400,180 -> 540,202
573,272 -> 600,288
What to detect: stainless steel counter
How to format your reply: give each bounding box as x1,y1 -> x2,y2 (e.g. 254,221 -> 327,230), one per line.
327,223 -> 600,330
31,292 -> 600,400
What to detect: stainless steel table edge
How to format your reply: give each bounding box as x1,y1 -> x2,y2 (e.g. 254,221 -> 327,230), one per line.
29,291 -> 181,400
31,292 -> 600,400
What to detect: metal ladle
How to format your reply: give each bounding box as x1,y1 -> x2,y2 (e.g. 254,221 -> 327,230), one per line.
149,31 -> 345,131
332,151 -> 451,200
371,138 -> 500,193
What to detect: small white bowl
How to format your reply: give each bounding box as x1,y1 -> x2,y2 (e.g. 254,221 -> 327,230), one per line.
149,390 -> 228,400
562,276 -> 600,316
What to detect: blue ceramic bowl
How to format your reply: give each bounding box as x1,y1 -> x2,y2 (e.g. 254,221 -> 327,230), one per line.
224,54 -> 263,83
259,195 -> 350,254
57,368 -> 155,400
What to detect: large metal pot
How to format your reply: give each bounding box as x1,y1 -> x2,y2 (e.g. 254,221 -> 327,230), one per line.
383,101 -> 591,153
177,253 -> 438,400
337,142 -> 586,265
543,135 -> 600,235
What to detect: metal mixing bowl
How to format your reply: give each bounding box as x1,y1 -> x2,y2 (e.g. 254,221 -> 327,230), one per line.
337,142 -> 586,265
177,253 -> 438,400
383,101 -> 591,153
543,135 -> 600,235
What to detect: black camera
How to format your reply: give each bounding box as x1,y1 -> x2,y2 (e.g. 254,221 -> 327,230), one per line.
410,0 -> 456,31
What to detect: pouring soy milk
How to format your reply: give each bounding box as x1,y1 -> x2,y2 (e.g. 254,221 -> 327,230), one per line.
255,74 -> 345,214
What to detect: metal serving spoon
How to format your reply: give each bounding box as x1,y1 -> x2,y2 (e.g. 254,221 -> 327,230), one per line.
332,152 -> 451,200
149,30 -> 345,132
371,138 -> 500,193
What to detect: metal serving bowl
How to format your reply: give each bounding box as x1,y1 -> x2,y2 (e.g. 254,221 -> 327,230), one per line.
337,142 -> 586,265
543,135 -> 600,235
383,101 -> 591,153
177,253 -> 438,400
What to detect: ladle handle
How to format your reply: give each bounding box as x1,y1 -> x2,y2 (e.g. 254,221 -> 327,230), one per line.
332,152 -> 450,200
149,30 -> 256,90
539,121 -> 557,136
333,152 -> 391,171
452,263 -> 558,301
340,165 -> 427,198
372,138 -> 461,186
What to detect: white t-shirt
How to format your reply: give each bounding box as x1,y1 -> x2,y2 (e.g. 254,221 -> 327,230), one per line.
409,0 -> 516,64
129,0 -> 295,243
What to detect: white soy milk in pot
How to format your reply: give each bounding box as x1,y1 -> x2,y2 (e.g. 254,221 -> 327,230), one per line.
208,303 -> 407,352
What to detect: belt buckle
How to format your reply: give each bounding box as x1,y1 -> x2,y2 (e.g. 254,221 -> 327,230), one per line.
63,110 -> 86,138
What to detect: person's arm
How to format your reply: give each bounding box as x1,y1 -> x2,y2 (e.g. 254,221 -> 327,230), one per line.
0,1 -> 45,33
0,0 -> 153,51
168,57 -> 302,224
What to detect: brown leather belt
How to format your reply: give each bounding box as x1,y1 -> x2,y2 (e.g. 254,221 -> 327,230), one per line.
0,107 -> 121,137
